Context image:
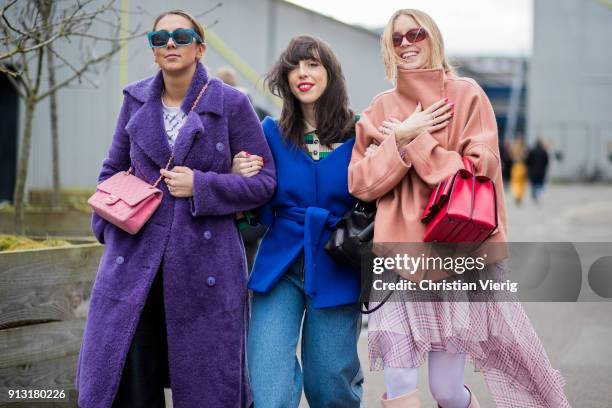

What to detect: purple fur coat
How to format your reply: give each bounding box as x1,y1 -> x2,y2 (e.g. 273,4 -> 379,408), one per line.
76,62 -> 276,408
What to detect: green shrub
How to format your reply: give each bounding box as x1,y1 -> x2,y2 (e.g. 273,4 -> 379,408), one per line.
0,234 -> 71,252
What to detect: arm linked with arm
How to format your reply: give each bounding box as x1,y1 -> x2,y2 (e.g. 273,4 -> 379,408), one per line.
190,94 -> 276,217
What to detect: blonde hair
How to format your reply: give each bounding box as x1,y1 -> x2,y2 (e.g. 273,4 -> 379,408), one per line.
381,9 -> 454,83
152,10 -> 206,60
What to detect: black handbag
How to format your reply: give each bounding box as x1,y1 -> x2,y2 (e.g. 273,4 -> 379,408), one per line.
325,200 -> 397,314
324,200 -> 376,268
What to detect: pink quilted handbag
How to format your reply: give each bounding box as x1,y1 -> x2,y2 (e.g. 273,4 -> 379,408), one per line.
88,168 -> 165,235
88,82 -> 209,235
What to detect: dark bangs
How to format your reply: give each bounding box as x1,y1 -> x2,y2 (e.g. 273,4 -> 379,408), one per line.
280,39 -> 321,70
265,35 -> 355,148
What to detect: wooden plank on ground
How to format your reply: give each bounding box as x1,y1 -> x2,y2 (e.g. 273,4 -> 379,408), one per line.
0,245 -> 101,329
0,354 -> 78,407
0,320 -> 84,369
0,210 -> 93,237
0,321 -> 83,407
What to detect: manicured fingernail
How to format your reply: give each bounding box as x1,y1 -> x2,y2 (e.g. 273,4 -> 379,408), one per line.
245,152 -> 251,157
444,98 -> 449,103
450,112 -> 454,117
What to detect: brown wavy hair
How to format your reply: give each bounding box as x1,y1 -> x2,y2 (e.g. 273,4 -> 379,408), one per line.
265,35 -> 354,148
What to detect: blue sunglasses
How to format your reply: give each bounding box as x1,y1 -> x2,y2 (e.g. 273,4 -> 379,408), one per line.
147,28 -> 203,48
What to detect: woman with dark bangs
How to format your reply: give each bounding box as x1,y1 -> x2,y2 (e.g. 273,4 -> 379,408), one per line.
232,35 -> 363,407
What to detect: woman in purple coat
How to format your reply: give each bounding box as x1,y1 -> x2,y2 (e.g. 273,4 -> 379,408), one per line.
76,10 -> 275,408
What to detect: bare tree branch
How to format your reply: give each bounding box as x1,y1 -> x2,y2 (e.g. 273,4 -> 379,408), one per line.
65,29 -> 145,43
37,42 -> 121,101
0,28 -> 64,60
32,36 -> 44,93
0,0 -> 116,64
1,0 -> 28,38
47,44 -> 98,89
18,48 -> 32,92
4,67 -> 26,99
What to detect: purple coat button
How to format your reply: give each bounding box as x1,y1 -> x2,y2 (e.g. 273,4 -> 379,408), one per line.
206,276 -> 216,286
204,230 -> 212,240
115,256 -> 124,265
216,142 -> 224,152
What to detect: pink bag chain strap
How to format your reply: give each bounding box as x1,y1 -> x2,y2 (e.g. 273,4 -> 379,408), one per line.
126,81 -> 210,188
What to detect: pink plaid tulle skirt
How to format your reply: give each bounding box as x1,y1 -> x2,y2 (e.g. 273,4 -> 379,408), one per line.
368,262 -> 570,408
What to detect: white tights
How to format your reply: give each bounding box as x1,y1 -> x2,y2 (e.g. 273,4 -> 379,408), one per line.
384,351 -> 470,408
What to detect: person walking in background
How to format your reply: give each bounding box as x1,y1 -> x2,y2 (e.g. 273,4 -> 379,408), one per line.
214,65 -> 271,120
526,137 -> 550,203
348,9 -> 570,407
500,138 -> 513,188
510,136 -> 528,205
76,10 -> 275,408
214,65 -> 239,87
234,35 -> 364,407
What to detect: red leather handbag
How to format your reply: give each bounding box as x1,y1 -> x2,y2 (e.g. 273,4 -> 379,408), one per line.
421,157 -> 498,243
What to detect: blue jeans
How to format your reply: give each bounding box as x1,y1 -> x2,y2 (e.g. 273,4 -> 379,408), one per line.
248,253 -> 363,407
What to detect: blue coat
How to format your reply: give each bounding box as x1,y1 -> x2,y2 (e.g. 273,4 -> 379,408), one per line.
248,117 -> 360,308
76,62 -> 276,408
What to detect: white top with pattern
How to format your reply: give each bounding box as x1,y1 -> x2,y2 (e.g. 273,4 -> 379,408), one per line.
161,99 -> 187,148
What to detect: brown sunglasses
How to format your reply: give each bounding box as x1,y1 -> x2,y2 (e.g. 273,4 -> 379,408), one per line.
392,28 -> 428,46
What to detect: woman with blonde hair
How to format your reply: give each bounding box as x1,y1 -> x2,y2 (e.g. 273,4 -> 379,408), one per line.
76,9 -> 275,408
348,9 -> 570,408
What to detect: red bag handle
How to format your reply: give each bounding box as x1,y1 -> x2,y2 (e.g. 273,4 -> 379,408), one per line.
462,156 -> 474,174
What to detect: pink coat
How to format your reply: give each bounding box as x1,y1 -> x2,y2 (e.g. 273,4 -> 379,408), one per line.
351,69 -> 571,408
348,68 -> 507,248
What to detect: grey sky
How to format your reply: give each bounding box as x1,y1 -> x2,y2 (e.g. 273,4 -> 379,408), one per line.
287,0 -> 533,56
